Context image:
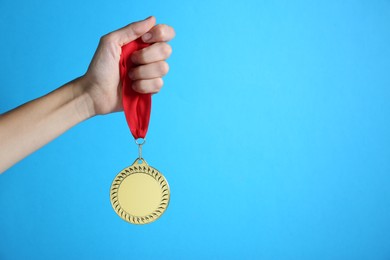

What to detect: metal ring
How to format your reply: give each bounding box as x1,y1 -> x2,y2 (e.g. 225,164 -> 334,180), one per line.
135,138 -> 146,145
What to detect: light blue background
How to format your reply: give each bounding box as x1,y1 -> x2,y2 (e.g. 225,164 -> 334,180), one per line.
1,0 -> 390,259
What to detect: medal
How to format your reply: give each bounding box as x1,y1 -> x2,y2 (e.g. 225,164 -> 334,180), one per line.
110,39 -> 170,224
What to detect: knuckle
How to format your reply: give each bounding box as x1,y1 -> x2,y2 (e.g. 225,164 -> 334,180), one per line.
156,78 -> 164,89
161,43 -> 172,57
130,22 -> 143,36
153,78 -> 163,93
155,24 -> 166,39
133,80 -> 147,93
159,61 -> 169,75
100,33 -> 113,43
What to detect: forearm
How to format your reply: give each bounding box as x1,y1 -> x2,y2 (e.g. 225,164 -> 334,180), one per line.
0,78 -> 95,173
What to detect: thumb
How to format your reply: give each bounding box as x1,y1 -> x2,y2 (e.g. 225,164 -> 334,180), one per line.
113,16 -> 156,46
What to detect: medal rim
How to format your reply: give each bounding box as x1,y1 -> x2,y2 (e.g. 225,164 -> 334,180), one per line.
110,158 -> 170,225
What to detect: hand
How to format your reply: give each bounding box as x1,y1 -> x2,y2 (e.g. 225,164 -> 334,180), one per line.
80,16 -> 175,115
0,17 -> 176,173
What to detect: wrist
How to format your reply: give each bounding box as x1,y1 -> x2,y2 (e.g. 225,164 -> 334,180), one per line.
70,77 -> 97,120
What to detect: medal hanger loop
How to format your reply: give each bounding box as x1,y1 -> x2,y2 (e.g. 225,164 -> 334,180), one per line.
135,138 -> 146,160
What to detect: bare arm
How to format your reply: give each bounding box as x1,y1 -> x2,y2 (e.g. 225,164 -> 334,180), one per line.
0,79 -> 93,172
0,16 -> 175,173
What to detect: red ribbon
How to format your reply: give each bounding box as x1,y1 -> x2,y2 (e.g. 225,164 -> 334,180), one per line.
120,39 -> 151,139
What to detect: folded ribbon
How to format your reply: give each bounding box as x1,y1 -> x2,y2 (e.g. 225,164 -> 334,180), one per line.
120,38 -> 151,139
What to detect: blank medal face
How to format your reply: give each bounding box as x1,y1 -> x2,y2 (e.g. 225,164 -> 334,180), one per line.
110,159 -> 170,224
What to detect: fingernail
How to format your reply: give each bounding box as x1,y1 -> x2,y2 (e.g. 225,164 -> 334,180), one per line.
142,33 -> 152,42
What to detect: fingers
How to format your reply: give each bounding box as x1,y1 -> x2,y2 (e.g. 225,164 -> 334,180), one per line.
129,61 -> 169,80
141,24 -> 176,43
132,78 -> 164,94
128,21 -> 175,94
131,42 -> 172,65
129,61 -> 168,94
107,16 -> 156,46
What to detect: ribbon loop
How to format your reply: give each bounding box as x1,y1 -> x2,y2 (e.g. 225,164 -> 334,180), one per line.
120,38 -> 151,139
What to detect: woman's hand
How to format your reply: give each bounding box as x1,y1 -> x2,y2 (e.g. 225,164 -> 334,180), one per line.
80,16 -> 175,115
0,17 -> 175,173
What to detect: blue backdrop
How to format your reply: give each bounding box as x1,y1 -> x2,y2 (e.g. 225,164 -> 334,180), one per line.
1,0 -> 390,259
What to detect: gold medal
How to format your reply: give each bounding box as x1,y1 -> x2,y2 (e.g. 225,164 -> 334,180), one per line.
110,140 -> 170,224
112,39 -> 170,224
